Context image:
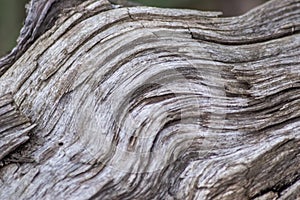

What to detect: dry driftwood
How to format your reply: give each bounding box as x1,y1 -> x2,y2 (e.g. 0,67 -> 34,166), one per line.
0,0 -> 300,199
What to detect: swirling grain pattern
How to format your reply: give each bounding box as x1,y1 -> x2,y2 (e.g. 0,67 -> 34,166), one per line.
0,0 -> 299,199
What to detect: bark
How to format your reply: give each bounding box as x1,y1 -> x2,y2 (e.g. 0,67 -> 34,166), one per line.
0,0 -> 299,199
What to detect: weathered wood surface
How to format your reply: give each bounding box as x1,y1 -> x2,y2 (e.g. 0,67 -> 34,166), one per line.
0,93 -> 35,162
0,0 -> 299,199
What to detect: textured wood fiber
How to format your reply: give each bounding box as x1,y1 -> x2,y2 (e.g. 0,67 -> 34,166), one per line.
0,93 -> 35,162
0,0 -> 299,199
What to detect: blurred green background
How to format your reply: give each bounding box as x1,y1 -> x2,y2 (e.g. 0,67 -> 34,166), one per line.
0,0 -> 268,57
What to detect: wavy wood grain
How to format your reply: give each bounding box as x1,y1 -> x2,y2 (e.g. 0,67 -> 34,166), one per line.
0,93 -> 35,162
0,0 -> 299,199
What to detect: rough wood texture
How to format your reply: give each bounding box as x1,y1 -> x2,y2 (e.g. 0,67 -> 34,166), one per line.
0,0 -> 299,199
0,93 -> 35,162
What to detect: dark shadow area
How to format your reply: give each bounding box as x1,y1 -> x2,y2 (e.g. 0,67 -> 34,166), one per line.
133,0 -> 268,16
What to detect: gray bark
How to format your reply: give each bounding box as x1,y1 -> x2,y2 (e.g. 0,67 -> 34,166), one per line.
0,0 -> 299,199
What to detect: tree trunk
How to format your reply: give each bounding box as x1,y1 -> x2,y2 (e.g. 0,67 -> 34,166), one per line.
0,0 -> 299,199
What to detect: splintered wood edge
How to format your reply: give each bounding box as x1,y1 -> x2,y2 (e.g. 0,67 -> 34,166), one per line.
0,93 -> 36,161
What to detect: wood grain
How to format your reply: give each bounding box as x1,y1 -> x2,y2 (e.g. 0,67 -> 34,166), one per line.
0,0 -> 299,199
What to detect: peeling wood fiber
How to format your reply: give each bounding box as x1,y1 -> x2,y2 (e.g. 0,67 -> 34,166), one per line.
0,0 -> 299,199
